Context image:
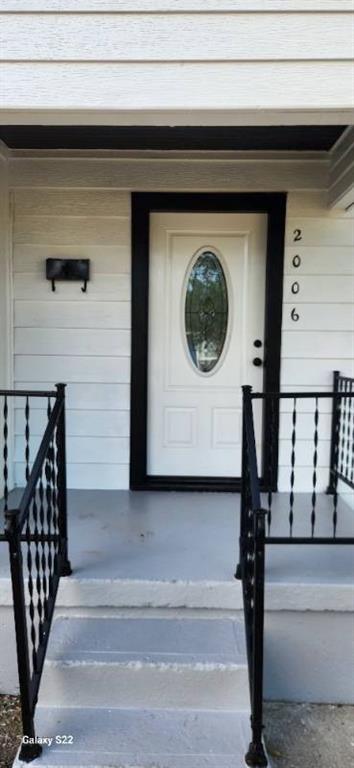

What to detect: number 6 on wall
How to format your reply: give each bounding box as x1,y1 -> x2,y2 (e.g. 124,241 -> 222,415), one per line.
291,308 -> 300,322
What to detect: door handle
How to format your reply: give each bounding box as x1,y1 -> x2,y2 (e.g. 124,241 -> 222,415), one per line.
253,357 -> 263,367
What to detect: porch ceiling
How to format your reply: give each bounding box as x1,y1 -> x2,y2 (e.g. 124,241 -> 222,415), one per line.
0,124 -> 347,152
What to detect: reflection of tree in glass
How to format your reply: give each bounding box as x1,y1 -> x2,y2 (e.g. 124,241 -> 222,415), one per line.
185,251 -> 228,373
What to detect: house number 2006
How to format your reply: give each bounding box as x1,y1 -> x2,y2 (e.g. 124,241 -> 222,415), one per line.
291,230 -> 303,320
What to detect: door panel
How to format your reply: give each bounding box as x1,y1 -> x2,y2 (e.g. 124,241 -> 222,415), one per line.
148,212 -> 267,478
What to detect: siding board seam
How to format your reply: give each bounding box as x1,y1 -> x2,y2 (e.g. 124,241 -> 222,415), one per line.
1,6 -> 353,14
2,58 -> 353,63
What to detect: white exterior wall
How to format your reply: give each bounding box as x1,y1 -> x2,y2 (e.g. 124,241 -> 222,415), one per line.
279,195 -> 354,492
0,146 -> 12,497
0,147 -> 11,390
12,186 -> 131,490
8,154 -> 354,490
0,1 -> 353,123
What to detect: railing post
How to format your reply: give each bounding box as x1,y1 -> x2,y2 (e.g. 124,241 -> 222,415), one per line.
6,513 -> 42,763
246,509 -> 267,768
235,386 -> 252,580
327,370 -> 340,495
55,383 -> 72,576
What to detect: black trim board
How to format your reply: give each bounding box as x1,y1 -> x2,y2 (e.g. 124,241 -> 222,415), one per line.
0,125 -> 346,151
130,192 -> 286,492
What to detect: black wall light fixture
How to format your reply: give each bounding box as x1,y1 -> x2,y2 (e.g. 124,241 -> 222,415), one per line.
46,258 -> 90,293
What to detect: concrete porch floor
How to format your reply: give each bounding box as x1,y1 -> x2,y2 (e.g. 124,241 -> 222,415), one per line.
1,490 -> 353,703
0,489 -> 353,591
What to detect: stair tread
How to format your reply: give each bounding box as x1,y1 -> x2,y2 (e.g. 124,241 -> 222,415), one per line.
46,617 -> 247,666
16,707 -> 250,767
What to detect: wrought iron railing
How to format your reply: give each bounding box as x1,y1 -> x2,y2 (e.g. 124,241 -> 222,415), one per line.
237,386 -> 268,767
236,376 -> 354,766
0,384 -> 71,762
328,370 -> 354,494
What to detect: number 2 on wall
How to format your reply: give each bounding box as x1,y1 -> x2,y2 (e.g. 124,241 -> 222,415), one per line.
291,229 -> 302,319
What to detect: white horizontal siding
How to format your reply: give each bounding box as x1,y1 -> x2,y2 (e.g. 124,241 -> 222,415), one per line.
15,382 -> 130,411
283,275 -> 353,304
0,148 -> 11,497
1,14 -> 350,60
14,189 -> 130,217
280,193 -> 354,492
282,304 -> 354,332
1,2 -> 351,116
14,462 -> 129,491
285,218 -> 354,247
282,331 -> 353,359
12,189 -> 132,489
278,466 -> 329,494
2,2 -> 352,11
279,440 -> 331,469
286,191 -> 354,218
14,408 -> 129,438
14,215 -> 130,246
14,245 -> 130,274
14,435 -> 129,464
285,247 -> 353,276
14,274 -> 130,301
15,301 -> 130,329
2,62 -> 351,112
280,394 -> 333,414
15,356 -> 131,383
279,412 -> 332,439
281,359 -> 353,387
14,328 -> 131,357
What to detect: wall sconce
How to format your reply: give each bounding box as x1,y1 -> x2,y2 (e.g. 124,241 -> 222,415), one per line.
46,258 -> 90,293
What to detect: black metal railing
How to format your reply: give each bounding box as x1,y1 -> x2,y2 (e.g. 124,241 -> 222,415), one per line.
237,386 -> 268,767
236,375 -> 354,766
0,384 -> 71,763
328,370 -> 354,494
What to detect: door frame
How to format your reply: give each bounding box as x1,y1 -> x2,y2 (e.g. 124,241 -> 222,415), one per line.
130,192 -> 287,491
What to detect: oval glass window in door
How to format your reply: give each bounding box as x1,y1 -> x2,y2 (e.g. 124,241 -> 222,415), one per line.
185,250 -> 229,373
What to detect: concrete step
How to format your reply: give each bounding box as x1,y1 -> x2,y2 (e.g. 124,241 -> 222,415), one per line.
41,617 -> 249,710
16,706 -> 250,768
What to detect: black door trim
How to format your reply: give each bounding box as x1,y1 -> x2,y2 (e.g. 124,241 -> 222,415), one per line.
130,192 -> 287,492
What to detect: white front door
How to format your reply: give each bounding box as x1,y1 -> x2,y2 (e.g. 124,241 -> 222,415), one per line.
147,212 -> 267,478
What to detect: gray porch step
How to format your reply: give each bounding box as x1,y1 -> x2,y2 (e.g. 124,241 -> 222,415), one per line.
41,617 -> 249,710
46,616 -> 247,664
15,706 -> 250,768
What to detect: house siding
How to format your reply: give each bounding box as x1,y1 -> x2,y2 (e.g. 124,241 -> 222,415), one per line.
8,156 -> 354,490
280,198 -> 354,492
0,148 -> 11,496
0,2 -> 353,118
12,187 -> 131,489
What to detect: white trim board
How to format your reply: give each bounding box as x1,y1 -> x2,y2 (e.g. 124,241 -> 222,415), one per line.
9,154 -> 329,191
329,126 -> 354,209
0,109 -> 352,126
